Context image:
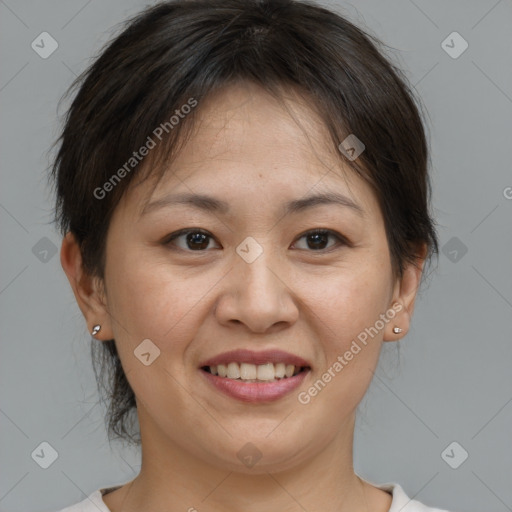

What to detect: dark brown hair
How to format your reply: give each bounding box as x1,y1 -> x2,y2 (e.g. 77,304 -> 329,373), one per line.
50,0 -> 438,446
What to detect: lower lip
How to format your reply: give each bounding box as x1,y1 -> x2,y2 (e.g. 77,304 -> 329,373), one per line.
200,368 -> 310,403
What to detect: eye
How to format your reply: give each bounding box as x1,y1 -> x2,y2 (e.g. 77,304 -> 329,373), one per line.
163,228 -> 348,253
164,229 -> 220,251
292,229 -> 347,251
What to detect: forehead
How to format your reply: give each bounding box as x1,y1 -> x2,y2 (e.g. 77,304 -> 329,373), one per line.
184,82 -> 337,170
120,82 -> 379,220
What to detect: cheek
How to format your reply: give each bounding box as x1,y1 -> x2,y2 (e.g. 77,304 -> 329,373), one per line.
302,259 -> 392,338
105,251 -> 219,352
298,253 -> 392,387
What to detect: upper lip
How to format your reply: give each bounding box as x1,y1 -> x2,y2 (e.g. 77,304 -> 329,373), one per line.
199,349 -> 311,368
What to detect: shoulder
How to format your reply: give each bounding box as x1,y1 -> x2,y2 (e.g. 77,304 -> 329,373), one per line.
50,485 -> 121,512
374,481 -> 453,512
51,480 -> 454,512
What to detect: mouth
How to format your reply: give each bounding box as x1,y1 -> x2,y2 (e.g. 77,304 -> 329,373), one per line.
201,362 -> 310,383
198,349 -> 311,402
198,348 -> 312,382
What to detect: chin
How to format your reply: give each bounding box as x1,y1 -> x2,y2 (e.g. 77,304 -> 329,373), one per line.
201,433 -> 313,475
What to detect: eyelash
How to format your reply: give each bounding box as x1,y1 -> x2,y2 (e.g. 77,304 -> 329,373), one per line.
163,228 -> 349,253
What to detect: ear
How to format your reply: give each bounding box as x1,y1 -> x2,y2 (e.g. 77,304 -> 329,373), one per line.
383,243 -> 427,342
60,231 -> 114,340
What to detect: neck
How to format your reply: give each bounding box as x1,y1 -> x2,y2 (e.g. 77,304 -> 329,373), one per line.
107,413 -> 380,512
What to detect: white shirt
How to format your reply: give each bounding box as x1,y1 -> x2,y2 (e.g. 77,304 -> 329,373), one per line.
53,479 -> 452,512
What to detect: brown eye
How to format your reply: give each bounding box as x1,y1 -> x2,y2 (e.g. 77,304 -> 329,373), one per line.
165,229 -> 219,251
293,229 -> 346,251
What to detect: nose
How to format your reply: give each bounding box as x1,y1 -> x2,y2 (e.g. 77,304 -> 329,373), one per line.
214,248 -> 299,334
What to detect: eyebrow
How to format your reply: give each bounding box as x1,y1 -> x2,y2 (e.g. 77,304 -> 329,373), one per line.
140,191 -> 365,218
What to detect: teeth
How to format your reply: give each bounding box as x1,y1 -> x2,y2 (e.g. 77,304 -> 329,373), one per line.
240,363 -> 257,380
217,364 -> 227,377
206,362 -> 305,381
257,363 -> 274,380
227,362 -> 241,379
274,363 -> 286,378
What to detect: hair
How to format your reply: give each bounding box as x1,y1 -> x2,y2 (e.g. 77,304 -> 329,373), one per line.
49,0 -> 439,446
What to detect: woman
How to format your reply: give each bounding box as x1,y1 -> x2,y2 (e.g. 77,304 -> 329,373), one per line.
51,0 -> 450,510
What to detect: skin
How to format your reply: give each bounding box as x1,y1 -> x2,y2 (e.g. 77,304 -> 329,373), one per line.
61,82 -> 426,512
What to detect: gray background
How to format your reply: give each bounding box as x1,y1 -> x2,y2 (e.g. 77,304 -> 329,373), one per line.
1,1 -> 511,511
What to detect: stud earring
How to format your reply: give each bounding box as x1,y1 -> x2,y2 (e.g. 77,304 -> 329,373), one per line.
393,326 -> 403,334
91,324 -> 101,336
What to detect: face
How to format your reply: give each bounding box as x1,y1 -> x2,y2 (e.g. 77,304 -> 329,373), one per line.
82,82 -> 411,473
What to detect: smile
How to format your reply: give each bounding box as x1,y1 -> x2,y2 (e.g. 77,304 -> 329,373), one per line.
198,349 -> 312,403
202,362 -> 308,382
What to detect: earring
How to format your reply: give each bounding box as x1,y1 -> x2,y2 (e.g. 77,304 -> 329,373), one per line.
393,326 -> 403,334
91,324 -> 101,336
